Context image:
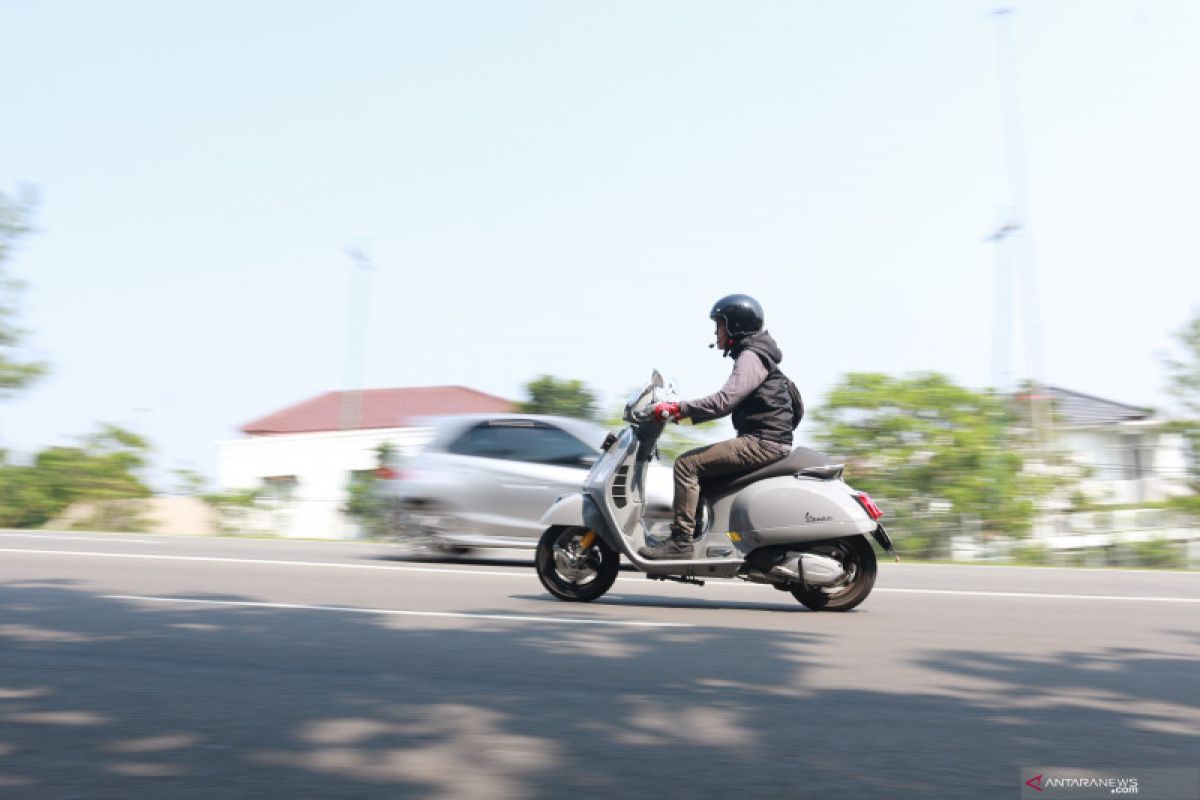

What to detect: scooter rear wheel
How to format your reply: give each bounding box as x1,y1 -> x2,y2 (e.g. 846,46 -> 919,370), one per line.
790,535 -> 877,612
536,526 -> 620,602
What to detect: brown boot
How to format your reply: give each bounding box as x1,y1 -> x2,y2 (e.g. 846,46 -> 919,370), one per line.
637,526 -> 694,560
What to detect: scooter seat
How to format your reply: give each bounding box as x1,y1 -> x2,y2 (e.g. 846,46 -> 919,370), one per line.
700,446 -> 844,498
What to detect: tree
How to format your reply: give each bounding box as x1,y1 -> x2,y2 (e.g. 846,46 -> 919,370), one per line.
202,486 -> 269,535
0,424 -> 153,529
343,441 -> 397,539
1164,309 -> 1200,515
519,375 -> 721,458
0,186 -> 48,399
1166,309 -> 1200,418
809,372 -> 1062,556
518,375 -> 598,420
172,467 -> 209,496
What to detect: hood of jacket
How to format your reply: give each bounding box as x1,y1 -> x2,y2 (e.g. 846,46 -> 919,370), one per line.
732,330 -> 783,367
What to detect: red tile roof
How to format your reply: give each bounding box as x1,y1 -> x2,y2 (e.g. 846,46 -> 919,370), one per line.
241,386 -> 515,435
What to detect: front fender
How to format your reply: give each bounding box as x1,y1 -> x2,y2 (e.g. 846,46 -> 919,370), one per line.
539,492 -> 585,527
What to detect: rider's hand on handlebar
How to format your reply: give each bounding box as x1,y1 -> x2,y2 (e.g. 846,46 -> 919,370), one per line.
652,401 -> 682,422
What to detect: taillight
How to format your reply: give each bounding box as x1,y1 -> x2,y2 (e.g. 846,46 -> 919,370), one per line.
376,467 -> 418,481
854,492 -> 884,521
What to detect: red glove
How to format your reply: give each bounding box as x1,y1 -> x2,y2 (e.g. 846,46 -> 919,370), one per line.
652,401 -> 682,422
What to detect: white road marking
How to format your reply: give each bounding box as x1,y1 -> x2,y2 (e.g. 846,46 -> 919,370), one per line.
873,587 -> 1200,603
103,594 -> 694,628
0,548 -> 534,577
694,583 -> 1200,604
882,561 -> 1200,576
3,548 -> 1199,605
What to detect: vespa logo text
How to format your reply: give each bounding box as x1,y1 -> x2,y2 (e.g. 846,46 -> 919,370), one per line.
805,512 -> 833,523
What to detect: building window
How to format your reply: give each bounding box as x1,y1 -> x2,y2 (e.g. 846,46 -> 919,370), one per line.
1119,435 -> 1156,482
262,475 -> 298,503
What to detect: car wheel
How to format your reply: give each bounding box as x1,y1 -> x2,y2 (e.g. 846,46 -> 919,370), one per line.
393,502 -> 474,556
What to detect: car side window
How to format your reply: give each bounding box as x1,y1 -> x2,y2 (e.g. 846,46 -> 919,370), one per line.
448,422 -> 596,466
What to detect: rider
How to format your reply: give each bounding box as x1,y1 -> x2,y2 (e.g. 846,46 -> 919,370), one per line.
638,294 -> 796,560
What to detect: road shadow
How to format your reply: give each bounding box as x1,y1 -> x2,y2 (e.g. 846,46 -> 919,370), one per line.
373,550 -> 536,569
371,549 -> 651,572
512,592 -> 812,613
1,579 -> 1197,798
370,549 -> 758,576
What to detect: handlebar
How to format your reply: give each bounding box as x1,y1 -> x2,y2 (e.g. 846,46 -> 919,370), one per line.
629,407 -> 665,426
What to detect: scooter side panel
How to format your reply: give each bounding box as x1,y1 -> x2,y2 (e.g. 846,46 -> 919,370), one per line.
539,493 -> 585,527
582,494 -> 626,553
727,476 -> 876,545
581,428 -> 645,555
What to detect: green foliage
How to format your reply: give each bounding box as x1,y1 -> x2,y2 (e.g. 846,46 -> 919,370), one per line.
1163,310 -> 1200,517
1165,309 -> 1200,418
518,375 -> 598,420
810,372 -> 1065,545
0,424 -> 152,529
1008,541 -> 1050,566
202,487 -> 264,509
0,186 -> 48,399
1128,537 -> 1186,569
172,468 -> 208,496
343,441 -> 397,539
202,486 -> 269,534
1168,492 -> 1200,517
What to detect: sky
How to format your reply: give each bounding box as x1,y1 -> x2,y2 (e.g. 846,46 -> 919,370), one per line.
1,1 -> 1198,490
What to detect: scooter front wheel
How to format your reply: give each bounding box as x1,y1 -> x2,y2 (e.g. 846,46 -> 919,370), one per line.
536,526 -> 620,602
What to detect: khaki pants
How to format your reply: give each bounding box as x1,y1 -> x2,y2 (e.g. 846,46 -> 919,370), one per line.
672,436 -> 786,536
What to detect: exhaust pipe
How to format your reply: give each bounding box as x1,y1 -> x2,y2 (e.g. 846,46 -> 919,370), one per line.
768,552 -> 845,586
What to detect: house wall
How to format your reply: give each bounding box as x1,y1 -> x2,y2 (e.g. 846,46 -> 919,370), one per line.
44,496 -> 221,536
1056,425 -> 1190,505
216,427 -> 432,538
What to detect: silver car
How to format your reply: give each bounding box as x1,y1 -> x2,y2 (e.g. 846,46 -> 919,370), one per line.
379,413 -> 674,553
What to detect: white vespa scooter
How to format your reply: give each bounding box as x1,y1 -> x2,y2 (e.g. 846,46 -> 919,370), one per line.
534,371 -> 897,611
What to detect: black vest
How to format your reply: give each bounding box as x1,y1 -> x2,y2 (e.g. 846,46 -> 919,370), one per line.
731,344 -> 794,447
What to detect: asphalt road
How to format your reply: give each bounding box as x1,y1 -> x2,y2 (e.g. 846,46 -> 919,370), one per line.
1,530 -> 1198,799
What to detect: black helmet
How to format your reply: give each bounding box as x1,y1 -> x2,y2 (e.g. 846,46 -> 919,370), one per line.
709,294 -> 764,337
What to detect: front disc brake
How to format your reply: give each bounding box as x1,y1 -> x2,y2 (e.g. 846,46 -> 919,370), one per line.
553,540 -> 597,583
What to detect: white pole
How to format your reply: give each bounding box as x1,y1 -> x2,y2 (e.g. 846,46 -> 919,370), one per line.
991,6 -> 1051,456
341,233 -> 376,431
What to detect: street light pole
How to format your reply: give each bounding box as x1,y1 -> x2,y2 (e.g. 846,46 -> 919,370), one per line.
341,233 -> 375,431
989,215 -> 1020,396
991,5 -> 1051,456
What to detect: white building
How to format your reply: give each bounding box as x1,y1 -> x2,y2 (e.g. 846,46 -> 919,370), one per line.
217,386 -> 513,538
1024,386 -> 1196,558
1037,385 -> 1191,506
